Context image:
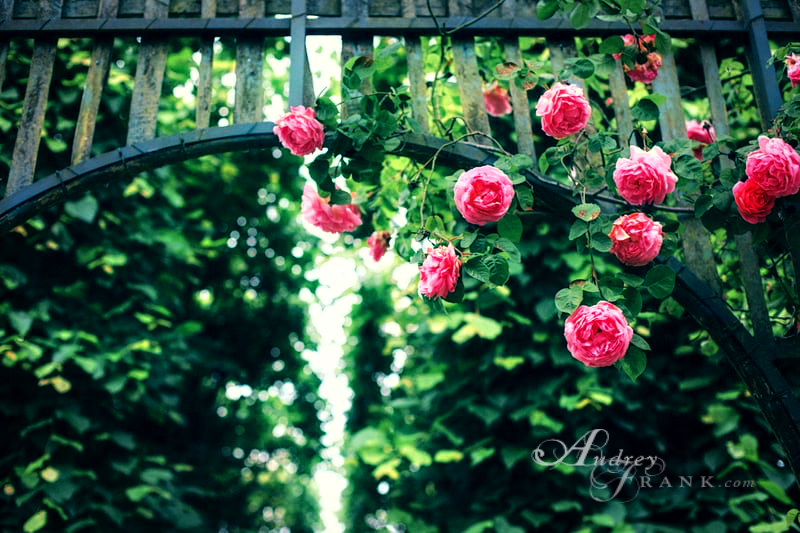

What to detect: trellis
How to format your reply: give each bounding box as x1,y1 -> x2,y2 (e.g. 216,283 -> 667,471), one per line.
2,0 -> 800,481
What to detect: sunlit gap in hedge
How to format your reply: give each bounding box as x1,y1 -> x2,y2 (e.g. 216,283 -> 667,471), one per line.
297,34 -> 422,532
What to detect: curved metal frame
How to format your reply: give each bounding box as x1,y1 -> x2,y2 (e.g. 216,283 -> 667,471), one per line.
1,124 -> 799,481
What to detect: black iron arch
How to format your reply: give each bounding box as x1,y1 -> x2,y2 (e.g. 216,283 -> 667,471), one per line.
1,123 -> 799,482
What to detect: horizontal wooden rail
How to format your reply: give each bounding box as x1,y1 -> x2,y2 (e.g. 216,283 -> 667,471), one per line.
1,16 -> 798,38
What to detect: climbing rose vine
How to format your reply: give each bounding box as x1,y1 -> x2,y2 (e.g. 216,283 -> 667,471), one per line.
279,22 -> 800,378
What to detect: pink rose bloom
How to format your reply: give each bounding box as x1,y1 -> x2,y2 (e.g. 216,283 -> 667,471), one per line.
453,165 -> 515,225
483,82 -> 512,117
745,136 -> 800,197
787,53 -> 800,88
301,183 -> 362,233
535,82 -> 592,139
367,231 -> 391,261
624,52 -> 662,84
613,145 -> 678,205
564,301 -> 633,368
419,245 -> 461,299
686,120 -> 716,160
615,35 -> 661,83
733,180 -> 776,224
274,106 -> 325,156
609,212 -> 663,266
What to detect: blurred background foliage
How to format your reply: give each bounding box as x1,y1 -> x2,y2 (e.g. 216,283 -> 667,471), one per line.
0,23 -> 799,533
0,37 -> 324,532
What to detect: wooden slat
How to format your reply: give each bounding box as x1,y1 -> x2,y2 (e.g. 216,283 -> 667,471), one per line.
447,0 -> 490,138
739,0 -> 783,129
402,0 -> 429,133
234,0 -> 265,123
303,52 -> 315,106
6,0 -> 63,196
126,0 -> 168,144
608,58 -> 634,147
691,0 -> 772,343
195,0 -> 215,129
500,0 -> 534,157
0,0 -> 12,94
368,0 -> 446,16
71,0 -> 118,164
652,49 -> 722,295
288,0 -> 306,108
265,0 -> 339,15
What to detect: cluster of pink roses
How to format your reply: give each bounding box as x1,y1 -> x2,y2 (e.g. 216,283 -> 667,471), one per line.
733,136 -> 800,224
616,34 -> 662,84
419,166 -> 515,299
563,143 -> 678,368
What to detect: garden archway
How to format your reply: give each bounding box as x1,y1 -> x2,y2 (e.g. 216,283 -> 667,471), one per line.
3,0 -> 800,528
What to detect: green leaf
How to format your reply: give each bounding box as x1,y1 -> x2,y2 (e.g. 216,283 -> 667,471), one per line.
632,98 -> 660,122
572,58 -> 595,79
23,511 -> 47,533
470,447 -> 496,466
536,0 -> 559,20
655,30 -> 672,54
463,257 -> 491,284
555,286 -> 583,314
645,264 -> 676,299
64,194 -> 99,224
329,190 -> 353,205
463,520 -> 494,533
569,1 -> 595,29
495,238 -> 521,263
9,310 -> 33,336
461,231 -> 478,248
615,346 -> 647,382
694,194 -> 714,217
591,233 -> 612,253
630,334 -> 651,351
515,186 -> 534,211
569,220 -> 588,240
618,273 -> 643,287
757,479 -> 793,505
599,35 -> 624,55
494,356 -> 525,370
674,154 -> 704,181
314,97 -> 338,128
433,450 -> 464,463
484,255 -> 510,286
572,203 -> 601,222
498,213 -> 523,242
